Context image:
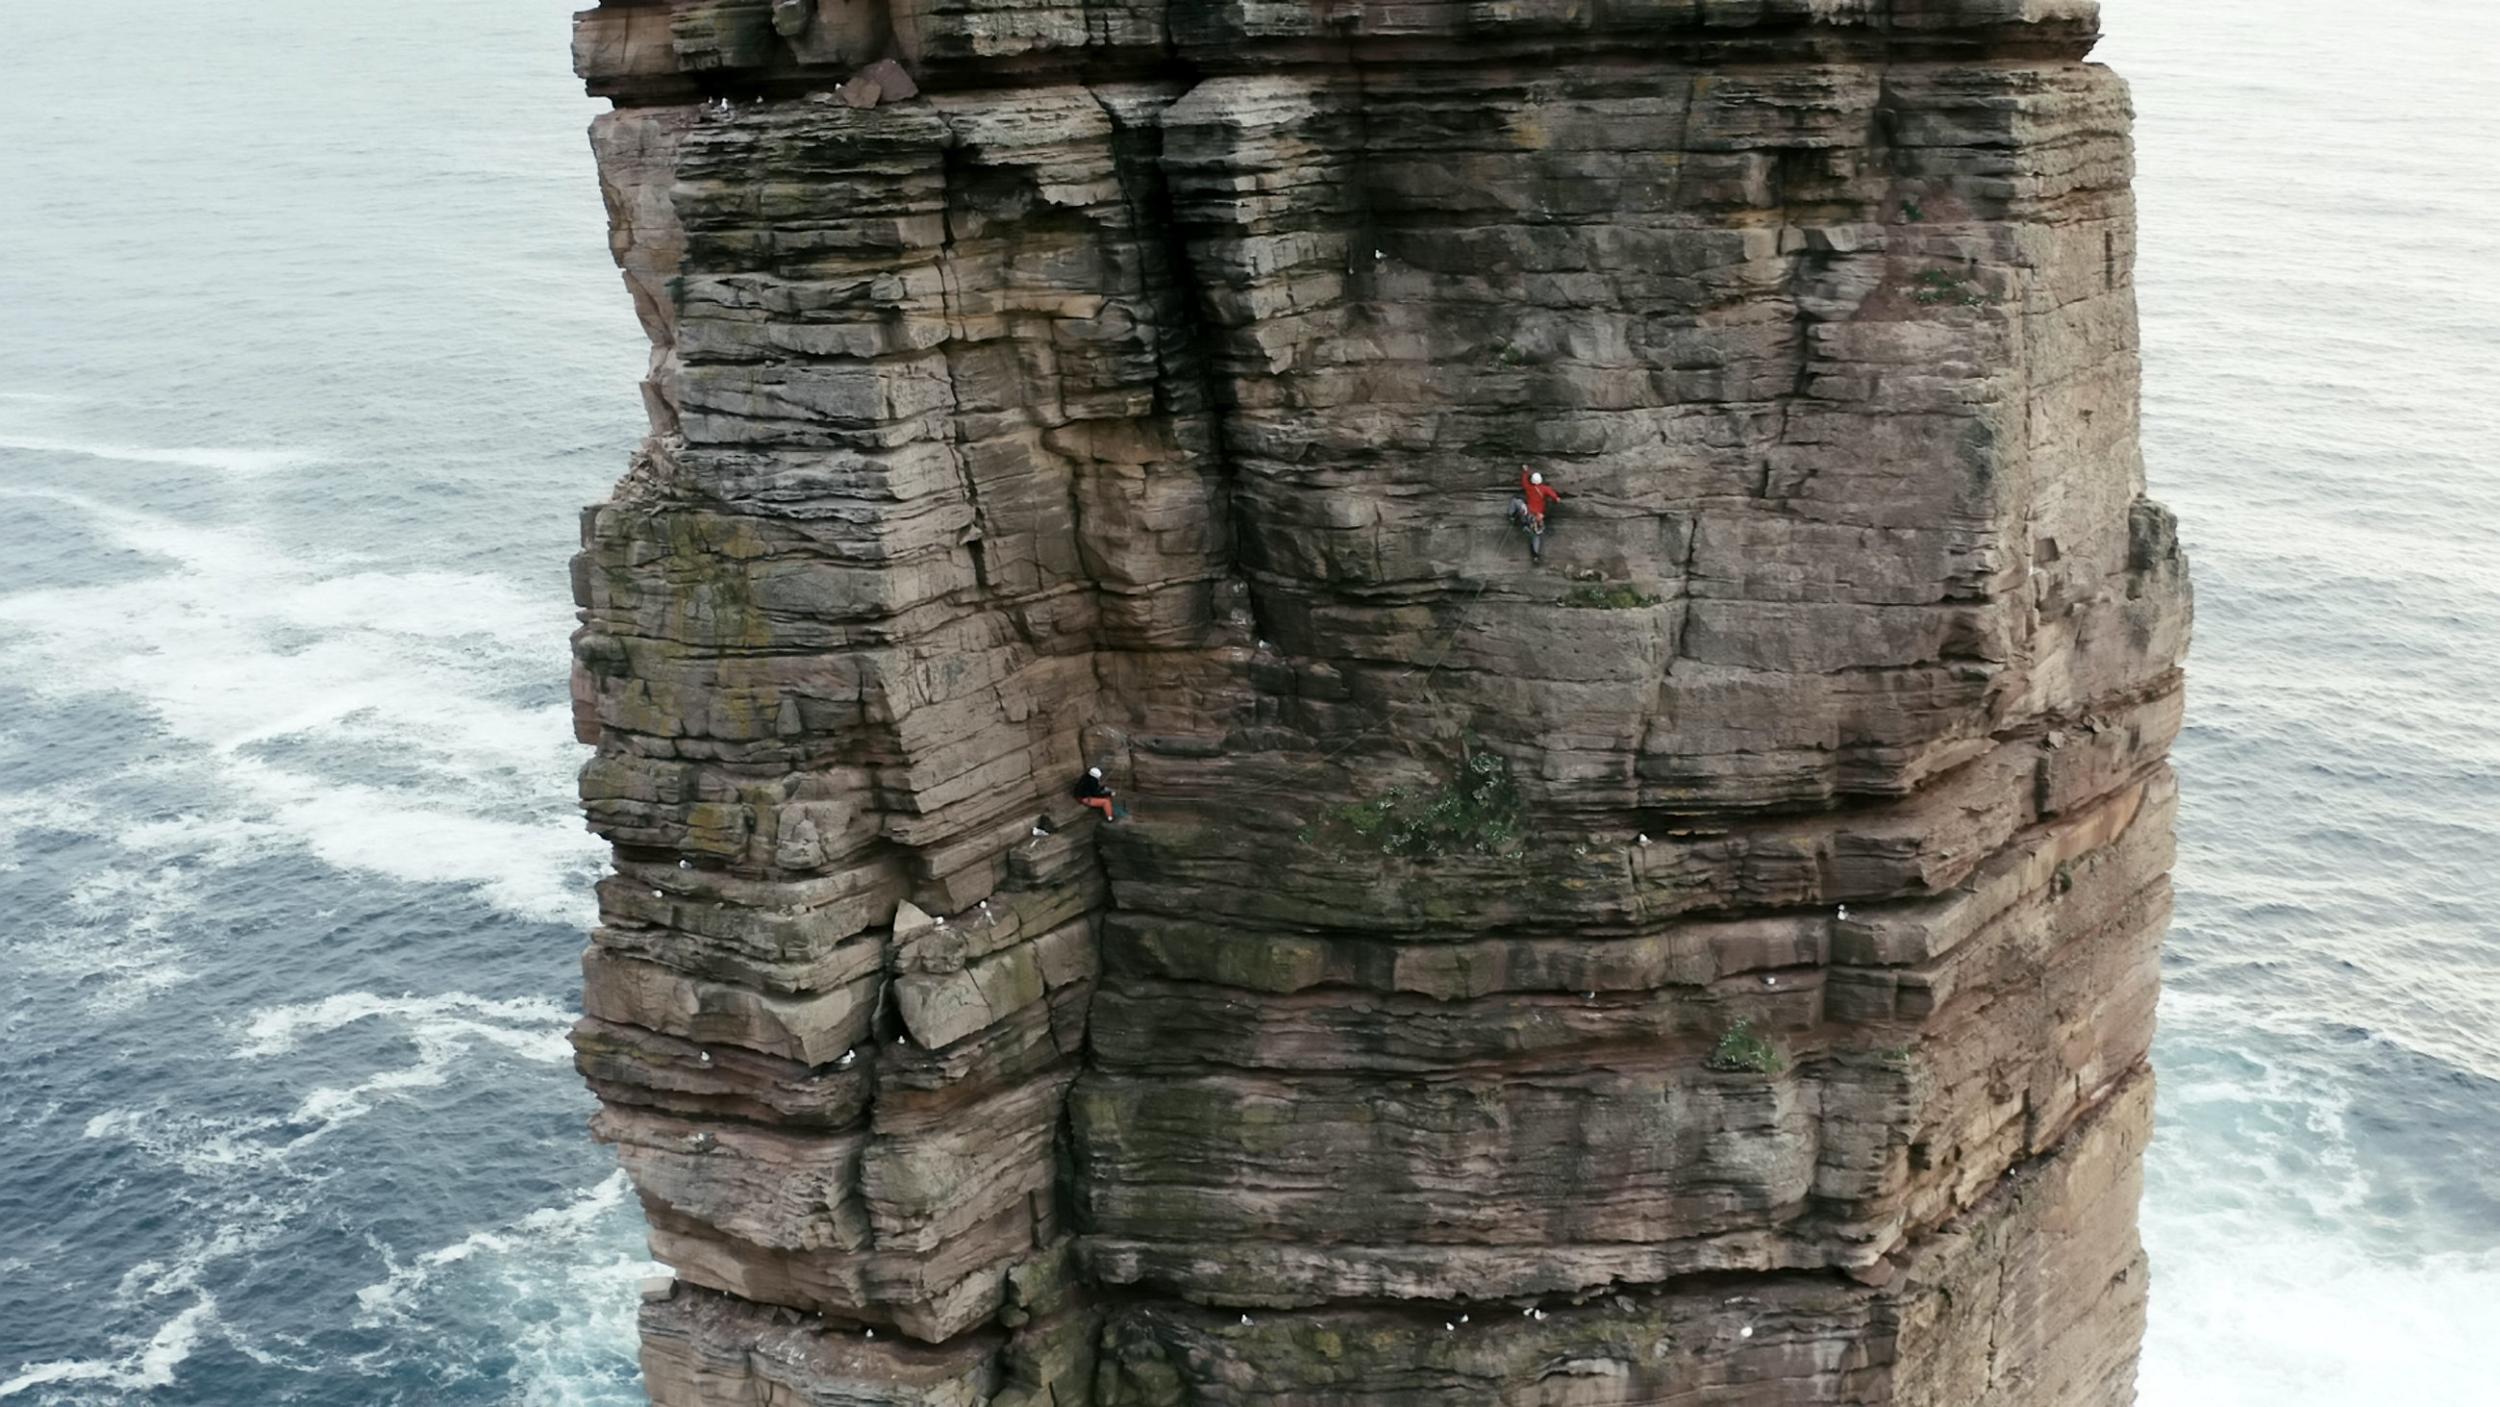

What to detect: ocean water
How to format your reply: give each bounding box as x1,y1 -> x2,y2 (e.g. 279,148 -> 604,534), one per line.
0,1 -> 652,1401
2102,4 -> 2500,1402
0,0 -> 2489,1403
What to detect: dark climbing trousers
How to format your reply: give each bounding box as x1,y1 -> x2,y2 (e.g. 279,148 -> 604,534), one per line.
1511,499 -> 1545,560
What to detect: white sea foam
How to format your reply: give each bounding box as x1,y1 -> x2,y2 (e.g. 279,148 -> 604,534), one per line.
0,433 -> 317,476
0,1206 -> 283,1400
0,784 -> 106,871
46,987 -> 618,1399
0,786 -> 212,1011
456,1175 -> 655,1407
2138,991 -> 2500,1406
239,990 -> 576,1137
222,755 -> 598,927
0,1297 -> 217,1399
237,990 -> 576,1062
506,1248 -> 658,1407
2141,1221 -> 2500,1407
2151,1036 -> 2376,1223
1,780 -> 310,1014
75,990 -> 578,1179
286,1006 -> 570,1124
353,1172 -> 639,1325
81,1108 -> 294,1177
0,487 -> 601,927
341,1173 -> 654,1407
13,918 -> 199,1014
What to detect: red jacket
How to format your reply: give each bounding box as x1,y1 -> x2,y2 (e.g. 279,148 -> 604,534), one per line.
1520,472 -> 1561,518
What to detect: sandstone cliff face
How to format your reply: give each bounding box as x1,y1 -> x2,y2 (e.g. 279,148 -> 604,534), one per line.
564,3 -> 2191,1402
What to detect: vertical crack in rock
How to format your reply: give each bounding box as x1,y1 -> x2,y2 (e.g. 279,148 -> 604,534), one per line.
566,2 -> 2192,1403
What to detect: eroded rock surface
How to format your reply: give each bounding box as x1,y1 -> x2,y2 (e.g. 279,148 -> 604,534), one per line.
565,2 -> 2190,1401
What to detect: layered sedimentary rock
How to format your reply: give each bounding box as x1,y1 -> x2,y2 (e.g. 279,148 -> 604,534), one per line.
565,2 -> 2191,1402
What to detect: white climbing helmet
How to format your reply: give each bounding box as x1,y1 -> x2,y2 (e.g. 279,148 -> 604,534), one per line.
1530,472 -> 1544,485
1088,767 -> 1103,779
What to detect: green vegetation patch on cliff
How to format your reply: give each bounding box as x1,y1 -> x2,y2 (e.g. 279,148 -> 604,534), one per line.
1708,1019 -> 1786,1075
1298,744 -> 1526,861
1911,269 -> 1987,308
1562,581 -> 1662,610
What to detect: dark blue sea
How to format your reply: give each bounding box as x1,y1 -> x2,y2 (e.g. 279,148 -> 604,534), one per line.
0,0 -> 2491,1402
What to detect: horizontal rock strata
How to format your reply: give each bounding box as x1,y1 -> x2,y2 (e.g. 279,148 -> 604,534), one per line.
564,1 -> 2190,1402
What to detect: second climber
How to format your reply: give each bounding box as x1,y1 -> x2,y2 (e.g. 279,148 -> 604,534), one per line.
1075,766 -> 1120,823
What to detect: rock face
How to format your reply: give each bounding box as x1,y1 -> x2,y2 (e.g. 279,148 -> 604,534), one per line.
565,2 -> 2191,1402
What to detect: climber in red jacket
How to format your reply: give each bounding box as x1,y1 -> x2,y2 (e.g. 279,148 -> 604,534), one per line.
1511,468 -> 1561,561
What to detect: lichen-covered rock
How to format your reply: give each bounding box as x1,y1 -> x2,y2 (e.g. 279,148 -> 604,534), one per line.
565,0 -> 2188,1401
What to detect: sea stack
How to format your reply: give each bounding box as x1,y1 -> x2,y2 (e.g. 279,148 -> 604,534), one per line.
564,2 -> 2192,1402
